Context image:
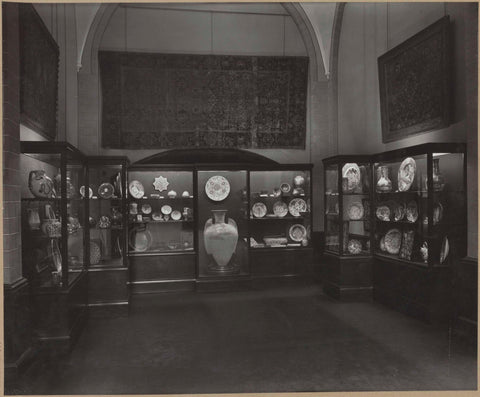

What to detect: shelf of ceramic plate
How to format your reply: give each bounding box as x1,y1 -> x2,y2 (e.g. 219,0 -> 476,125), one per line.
129,219 -> 194,224
128,249 -> 196,257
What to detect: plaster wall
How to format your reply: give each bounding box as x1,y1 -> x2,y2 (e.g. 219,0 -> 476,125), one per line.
337,2 -> 477,257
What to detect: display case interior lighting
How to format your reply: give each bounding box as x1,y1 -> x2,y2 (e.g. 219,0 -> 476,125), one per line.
433,153 -> 451,157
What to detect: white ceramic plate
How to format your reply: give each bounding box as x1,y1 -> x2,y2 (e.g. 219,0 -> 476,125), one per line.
129,180 -> 145,199
153,175 -> 169,192
406,200 -> 418,223
347,202 -> 364,220
272,201 -> 288,217
171,210 -> 182,221
289,224 -> 307,242
80,185 -> 93,199
288,198 -> 307,217
161,205 -> 172,215
141,204 -> 152,215
205,175 -> 230,201
384,229 -> 402,255
252,202 -> 267,218
342,163 -> 361,192
398,157 -> 416,192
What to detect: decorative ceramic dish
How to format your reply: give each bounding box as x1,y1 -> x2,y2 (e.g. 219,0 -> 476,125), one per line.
97,215 -> 111,229
289,224 -> 307,242
141,204 -> 152,215
98,182 -> 114,199
153,175 -> 169,192
205,175 -> 230,201
252,202 -> 267,218
384,228 -> 402,255
129,180 -> 145,199
342,163 -> 361,192
161,205 -> 172,215
433,202 -> 443,225
292,188 -> 305,196
376,205 -> 390,221
129,228 -> 152,252
280,183 -> 291,193
288,198 -> 307,217
152,212 -> 162,221
171,210 -> 182,221
167,190 -> 177,198
398,157 -> 416,192
347,202 -> 364,220
440,236 -> 449,264
182,191 -> 190,198
406,200 -> 419,223
263,237 -> 288,246
80,185 -> 93,199
393,201 -> 406,221
347,239 -> 362,255
272,201 -> 288,217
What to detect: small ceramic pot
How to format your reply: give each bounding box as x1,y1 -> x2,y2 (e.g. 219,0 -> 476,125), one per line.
168,190 -> 177,198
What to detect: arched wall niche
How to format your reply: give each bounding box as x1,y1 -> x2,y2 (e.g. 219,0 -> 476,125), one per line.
77,2 -> 342,231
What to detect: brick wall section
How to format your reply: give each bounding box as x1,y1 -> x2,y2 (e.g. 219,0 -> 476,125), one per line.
3,3 -> 23,284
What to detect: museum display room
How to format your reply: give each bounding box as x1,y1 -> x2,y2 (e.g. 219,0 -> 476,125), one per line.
3,1 -> 477,394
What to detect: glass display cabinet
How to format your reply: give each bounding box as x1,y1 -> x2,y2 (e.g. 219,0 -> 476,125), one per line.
127,165 -> 196,294
20,141 -> 88,351
248,165 -> 314,277
322,155 -> 373,300
87,156 -> 129,314
372,143 -> 466,322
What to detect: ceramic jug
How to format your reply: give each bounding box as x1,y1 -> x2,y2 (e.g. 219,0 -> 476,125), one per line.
376,166 -> 392,192
203,210 -> 238,270
29,170 -> 56,198
27,208 -> 41,230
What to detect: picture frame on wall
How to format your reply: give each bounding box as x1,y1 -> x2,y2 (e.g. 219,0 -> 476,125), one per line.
378,16 -> 452,143
19,3 -> 59,140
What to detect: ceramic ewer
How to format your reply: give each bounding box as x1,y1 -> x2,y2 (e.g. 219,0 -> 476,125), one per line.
203,209 -> 238,272
29,170 -> 56,198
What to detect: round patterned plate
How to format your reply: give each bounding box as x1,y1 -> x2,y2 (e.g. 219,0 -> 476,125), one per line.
280,183 -> 291,193
80,185 -> 93,199
347,202 -> 364,220
288,198 -> 307,217
376,205 -> 390,221
289,224 -> 307,242
393,201 -> 406,221
398,157 -> 416,192
98,182 -> 114,199
129,228 -> 152,252
171,210 -> 182,221
129,180 -> 145,199
252,202 -> 267,218
161,205 -> 172,215
141,204 -> 152,215
205,175 -> 230,201
273,201 -> 288,217
384,229 -> 402,255
342,163 -> 361,192
347,239 -> 362,255
406,200 -> 418,223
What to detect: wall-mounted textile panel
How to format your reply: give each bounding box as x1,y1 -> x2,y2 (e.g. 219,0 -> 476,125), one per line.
99,51 -> 308,149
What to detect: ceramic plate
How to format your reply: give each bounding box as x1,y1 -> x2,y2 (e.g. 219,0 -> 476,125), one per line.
384,228 -> 402,255
129,180 -> 145,199
141,204 -> 152,215
288,198 -> 307,217
97,215 -> 111,229
393,201 -> 406,221
398,157 -> 416,192
440,236 -> 449,263
129,228 -> 152,252
406,200 -> 418,222
152,212 -> 162,221
280,183 -> 291,193
252,202 -> 267,218
273,201 -> 288,217
289,224 -> 307,242
347,202 -> 364,220
205,175 -> 230,201
80,185 -> 93,199
171,210 -> 182,221
153,175 -> 169,192
376,205 -> 390,221
433,202 -> 443,225
98,183 -> 114,199
161,205 -> 172,215
342,163 -> 361,192
347,239 -> 362,255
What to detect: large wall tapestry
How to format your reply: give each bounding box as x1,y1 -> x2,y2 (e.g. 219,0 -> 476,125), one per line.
99,51 -> 308,149
378,16 -> 451,143
19,4 -> 59,140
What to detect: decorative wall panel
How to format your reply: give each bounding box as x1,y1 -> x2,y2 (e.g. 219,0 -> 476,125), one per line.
99,51 -> 308,149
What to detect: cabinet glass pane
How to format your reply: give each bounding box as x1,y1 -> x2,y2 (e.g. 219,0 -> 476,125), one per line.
250,170 -> 311,249
127,170 -> 194,254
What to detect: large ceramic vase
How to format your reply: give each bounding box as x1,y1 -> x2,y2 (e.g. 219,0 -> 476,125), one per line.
204,209 -> 238,273
29,170 -> 56,198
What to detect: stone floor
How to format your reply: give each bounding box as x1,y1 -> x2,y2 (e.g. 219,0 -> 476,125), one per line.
7,281 -> 477,394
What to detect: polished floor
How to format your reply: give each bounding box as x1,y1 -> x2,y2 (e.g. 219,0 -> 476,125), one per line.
9,280 -> 478,394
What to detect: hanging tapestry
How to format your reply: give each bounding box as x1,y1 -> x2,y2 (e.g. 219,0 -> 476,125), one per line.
99,51 -> 308,149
